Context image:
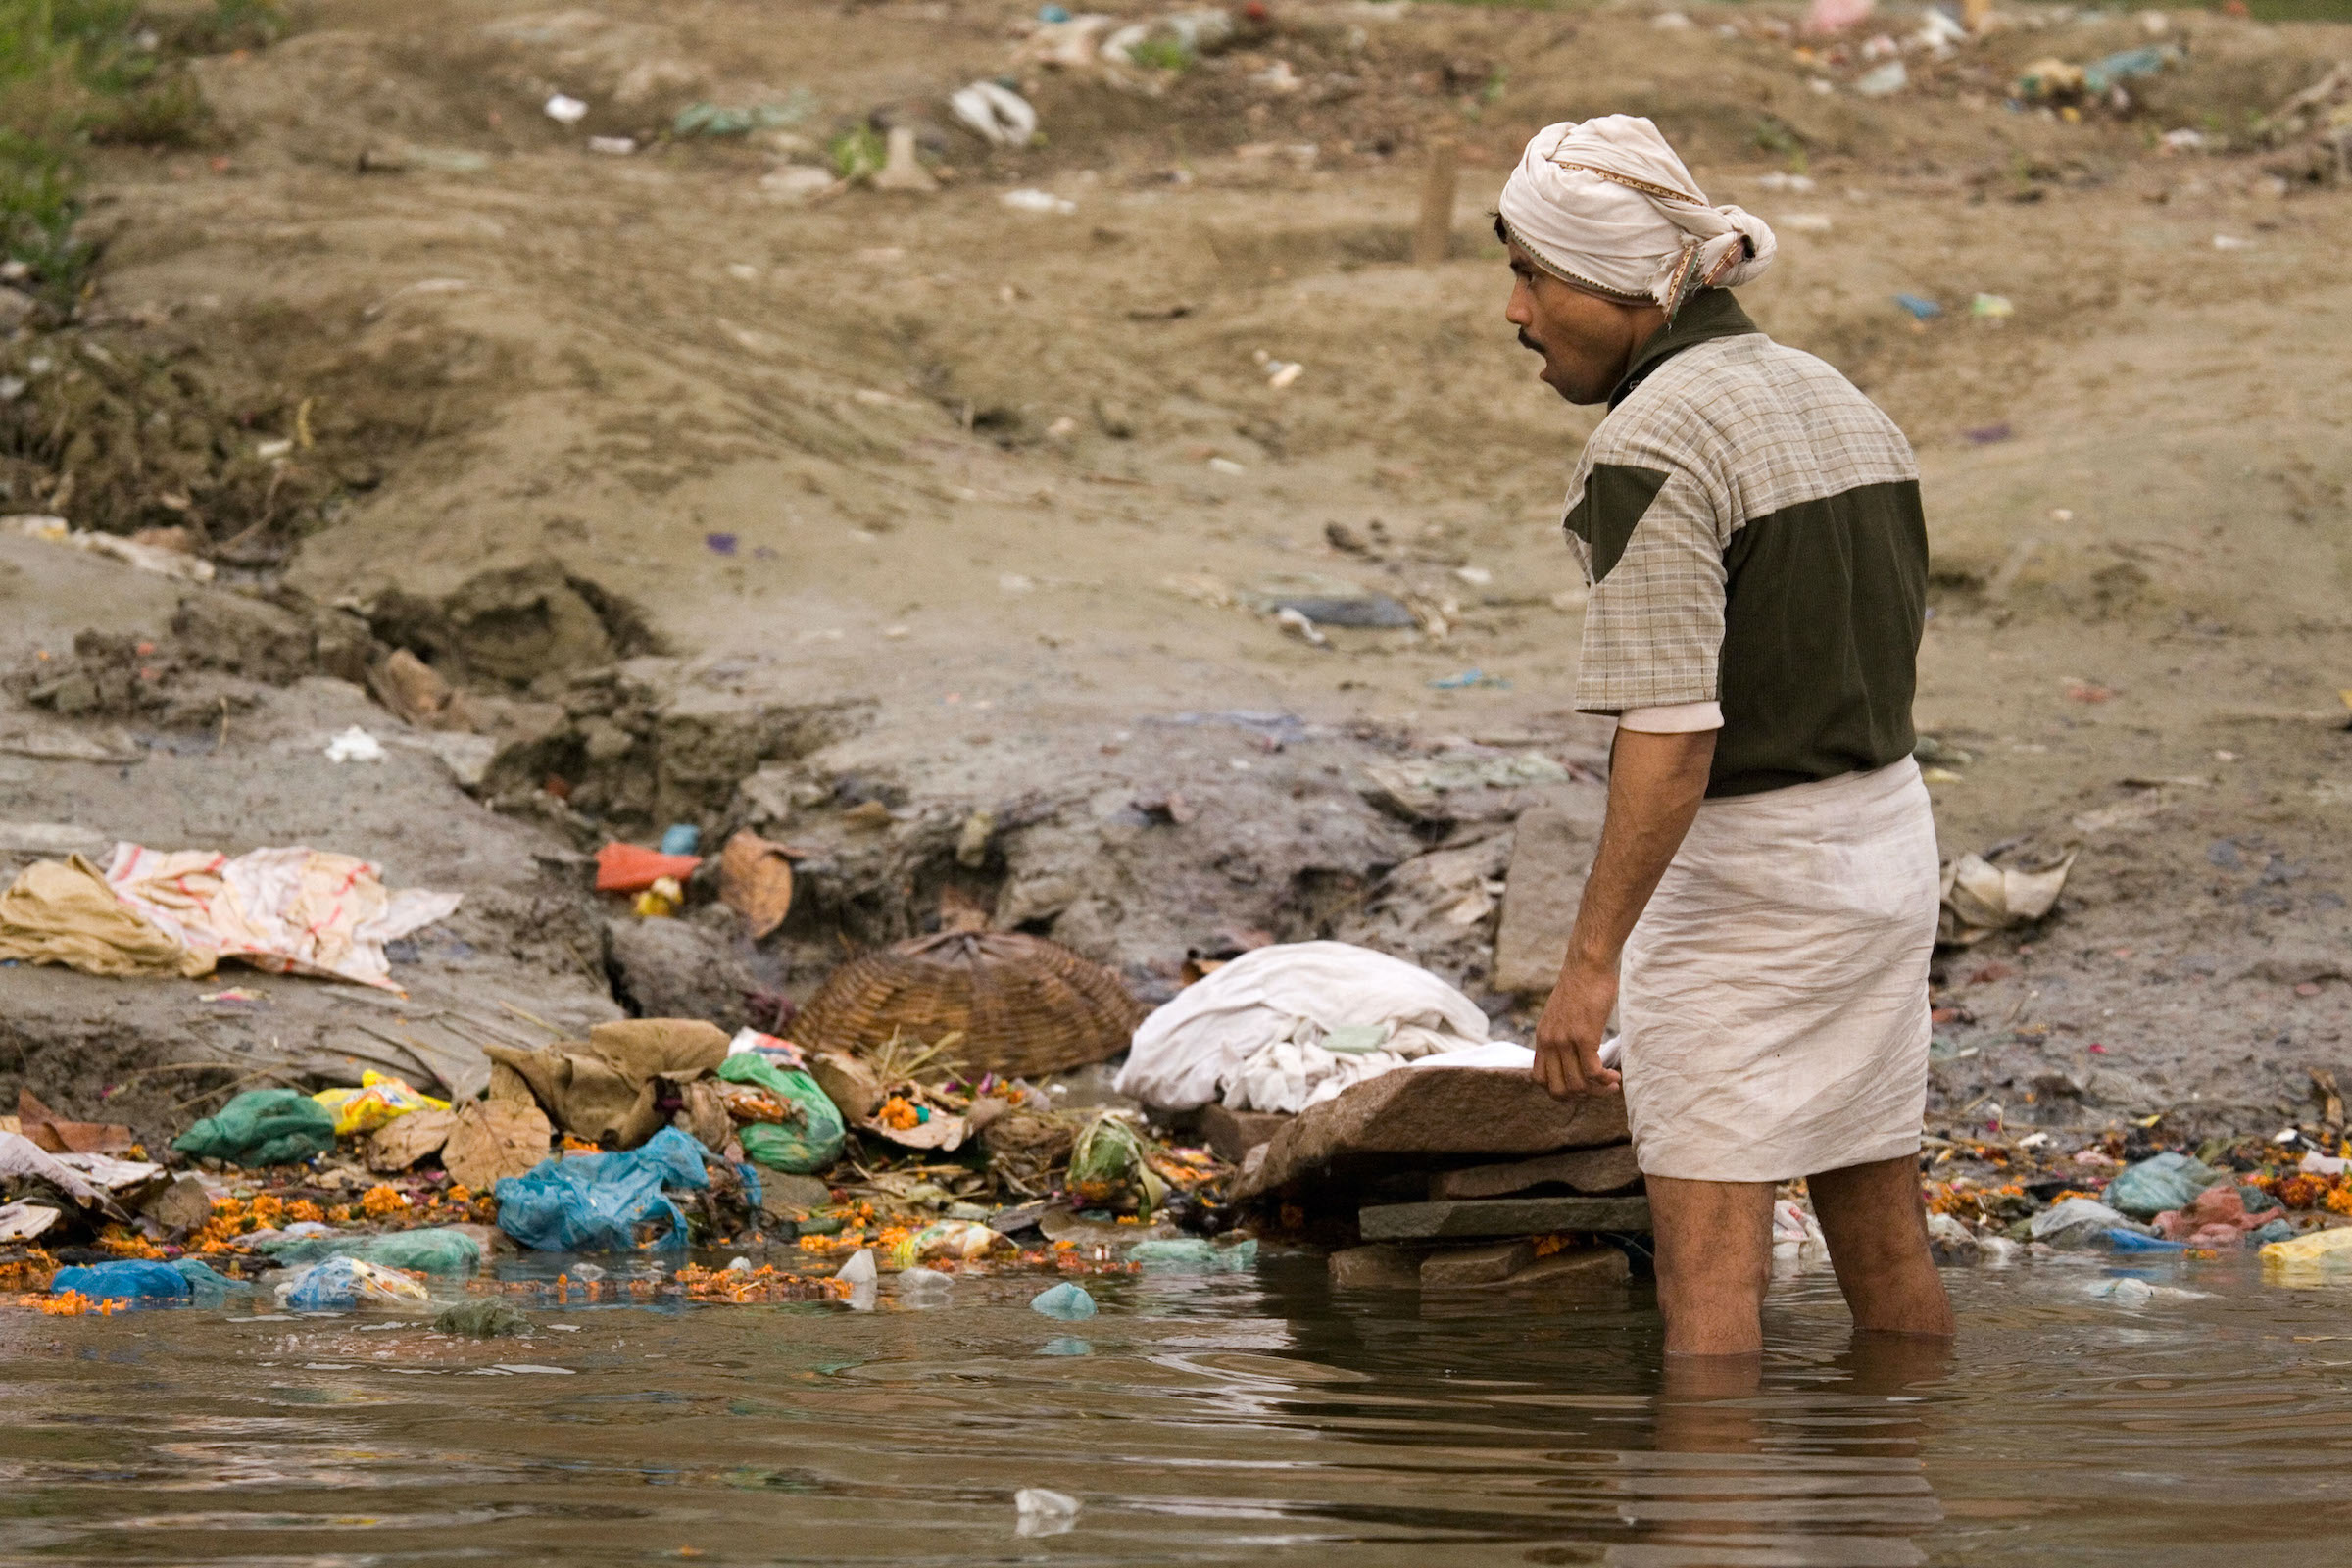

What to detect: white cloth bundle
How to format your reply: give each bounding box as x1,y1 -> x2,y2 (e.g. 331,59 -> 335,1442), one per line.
1116,941 -> 1495,1114
1498,115 -> 1777,315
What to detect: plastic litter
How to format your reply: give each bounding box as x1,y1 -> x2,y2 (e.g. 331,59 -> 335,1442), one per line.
1893,292 -> 1941,320
896,1266 -> 955,1301
1015,1487 -> 1080,1537
51,1258 -> 194,1301
1854,60 -> 1907,97
950,80 -> 1039,148
1031,1281 -> 1098,1320
313,1071 -> 449,1137
277,1256 -> 431,1310
173,1088 -> 338,1167
2262,1226 -> 2352,1272
2030,1196 -> 2138,1248
2105,1152 -> 2223,1219
494,1126 -> 710,1252
836,1248 -> 878,1286
1003,188 -> 1077,215
1127,1237 -> 1259,1273
717,1052 -> 845,1173
1971,293 -> 2014,320
893,1219 -> 1000,1266
435,1298 -> 530,1337
324,726 -> 385,762
659,823 -> 701,856
594,841 -> 702,894
544,94 -> 588,124
258,1226 -> 483,1273
2106,1228 -> 2188,1252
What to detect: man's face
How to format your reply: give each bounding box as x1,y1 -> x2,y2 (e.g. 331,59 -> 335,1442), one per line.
1503,239 -> 1651,406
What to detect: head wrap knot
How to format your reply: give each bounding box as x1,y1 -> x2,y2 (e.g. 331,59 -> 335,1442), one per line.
1498,115 -> 1776,318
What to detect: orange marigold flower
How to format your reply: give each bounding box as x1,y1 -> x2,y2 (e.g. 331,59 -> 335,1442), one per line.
360,1184 -> 408,1218
286,1200 -> 324,1225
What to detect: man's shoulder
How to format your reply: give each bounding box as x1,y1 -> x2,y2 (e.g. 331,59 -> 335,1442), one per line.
1591,331 -> 1916,494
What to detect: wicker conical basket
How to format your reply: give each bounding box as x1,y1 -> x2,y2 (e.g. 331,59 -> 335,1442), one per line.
794,931 -> 1145,1078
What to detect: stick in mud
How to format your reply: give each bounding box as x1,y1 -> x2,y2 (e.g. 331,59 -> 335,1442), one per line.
1413,139 -> 1459,266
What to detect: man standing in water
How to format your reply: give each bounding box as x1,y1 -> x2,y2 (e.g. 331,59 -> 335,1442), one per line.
1504,117 -> 1952,1355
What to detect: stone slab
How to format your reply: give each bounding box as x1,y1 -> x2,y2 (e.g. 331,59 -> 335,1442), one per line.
1493,794 -> 1604,995
1419,1240 -> 1535,1287
1495,1246 -> 1631,1290
1231,1068 -> 1629,1201
1328,1243 -> 1427,1290
1198,1103 -> 1291,1166
1428,1143 -> 1642,1201
1359,1195 -> 1653,1241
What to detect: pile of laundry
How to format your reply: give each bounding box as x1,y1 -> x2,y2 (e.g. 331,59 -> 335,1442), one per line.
1116,941 -> 1533,1115
0,842 -> 459,990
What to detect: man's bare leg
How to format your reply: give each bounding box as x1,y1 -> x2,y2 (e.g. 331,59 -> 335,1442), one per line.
1646,1175 -> 1776,1356
1807,1154 -> 1954,1338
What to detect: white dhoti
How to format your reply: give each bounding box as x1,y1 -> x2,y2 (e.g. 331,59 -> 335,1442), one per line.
1619,757 -> 1939,1182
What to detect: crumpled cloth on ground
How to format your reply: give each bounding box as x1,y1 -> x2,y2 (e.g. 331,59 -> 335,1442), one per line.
106,842 -> 461,991
484,1019 -> 732,1149
0,855 -> 212,978
2152,1184 -> 2276,1248
1116,941 -> 1492,1114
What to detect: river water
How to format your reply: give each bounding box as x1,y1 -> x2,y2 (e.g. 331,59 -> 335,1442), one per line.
5,1249 -> 2348,1566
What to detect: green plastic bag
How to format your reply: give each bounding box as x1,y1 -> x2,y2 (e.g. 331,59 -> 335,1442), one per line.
172,1089 -> 336,1167
717,1053 -> 844,1174
257,1226 -> 482,1273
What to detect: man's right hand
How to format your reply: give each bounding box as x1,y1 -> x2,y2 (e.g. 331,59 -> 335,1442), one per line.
1533,953 -> 1620,1099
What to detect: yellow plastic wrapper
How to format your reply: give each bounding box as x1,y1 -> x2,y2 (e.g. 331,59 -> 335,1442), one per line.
313,1071 -> 450,1138
2262,1226 -> 2352,1274
888,1220 -> 1001,1269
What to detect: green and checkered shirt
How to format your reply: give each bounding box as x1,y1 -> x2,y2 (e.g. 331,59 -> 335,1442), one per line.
1562,289 -> 1928,799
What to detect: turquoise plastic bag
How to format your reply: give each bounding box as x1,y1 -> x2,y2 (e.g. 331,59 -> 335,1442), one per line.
2105,1152 -> 2223,1219
717,1053 -> 844,1174
257,1227 -> 482,1273
52,1259 -> 190,1301
495,1126 -> 710,1251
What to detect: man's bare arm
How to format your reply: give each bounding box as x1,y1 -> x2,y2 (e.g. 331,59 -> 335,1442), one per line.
1532,726 -> 1716,1099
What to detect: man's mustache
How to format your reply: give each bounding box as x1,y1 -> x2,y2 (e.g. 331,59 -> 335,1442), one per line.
1517,328 -> 1544,355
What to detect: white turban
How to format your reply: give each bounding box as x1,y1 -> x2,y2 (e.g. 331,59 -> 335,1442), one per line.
1498,115 -> 1776,318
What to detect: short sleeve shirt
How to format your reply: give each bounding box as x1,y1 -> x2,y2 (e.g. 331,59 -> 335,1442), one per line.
1561,290 -> 1929,798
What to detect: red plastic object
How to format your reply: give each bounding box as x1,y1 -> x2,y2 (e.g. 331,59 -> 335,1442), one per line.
595,842 -> 702,894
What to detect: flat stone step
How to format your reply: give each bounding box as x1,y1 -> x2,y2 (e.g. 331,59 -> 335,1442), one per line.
1428,1143 -> 1642,1201
1232,1068 -> 1629,1201
1359,1195 -> 1653,1241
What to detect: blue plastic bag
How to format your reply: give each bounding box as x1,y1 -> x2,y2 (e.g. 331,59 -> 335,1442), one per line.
495,1126 -> 711,1251
51,1259 -> 192,1301
2105,1228 -> 2188,1253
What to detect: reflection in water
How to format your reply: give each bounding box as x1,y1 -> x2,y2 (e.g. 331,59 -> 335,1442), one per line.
5,1252 -> 2352,1564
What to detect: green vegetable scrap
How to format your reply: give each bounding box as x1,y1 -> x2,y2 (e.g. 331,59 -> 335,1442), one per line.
1067,1112 -> 1167,1217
